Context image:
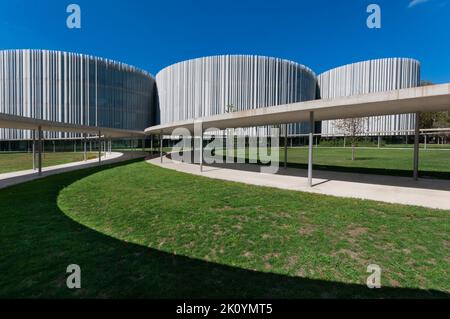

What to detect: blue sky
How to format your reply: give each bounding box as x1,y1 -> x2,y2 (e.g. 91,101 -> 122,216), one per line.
0,0 -> 449,82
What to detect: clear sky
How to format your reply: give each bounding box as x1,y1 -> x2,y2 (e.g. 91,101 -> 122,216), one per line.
0,0 -> 449,82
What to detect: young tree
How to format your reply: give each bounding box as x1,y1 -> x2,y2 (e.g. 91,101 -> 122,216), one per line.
335,117 -> 367,161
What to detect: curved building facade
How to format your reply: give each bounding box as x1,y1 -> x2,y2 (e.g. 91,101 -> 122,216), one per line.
318,58 -> 421,136
156,55 -> 318,136
0,49 -> 157,140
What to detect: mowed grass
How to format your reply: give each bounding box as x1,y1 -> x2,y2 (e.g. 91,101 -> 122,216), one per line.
0,159 -> 448,298
219,147 -> 450,178
280,147 -> 450,173
0,152 -> 98,174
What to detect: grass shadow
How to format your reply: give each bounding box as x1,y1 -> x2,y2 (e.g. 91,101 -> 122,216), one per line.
0,159 -> 448,298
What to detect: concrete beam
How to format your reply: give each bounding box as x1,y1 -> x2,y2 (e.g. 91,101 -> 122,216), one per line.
145,83 -> 450,135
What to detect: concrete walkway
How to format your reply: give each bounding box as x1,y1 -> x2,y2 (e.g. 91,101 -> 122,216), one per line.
0,151 -> 148,190
147,156 -> 450,210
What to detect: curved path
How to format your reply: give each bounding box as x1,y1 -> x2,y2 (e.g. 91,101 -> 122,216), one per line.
0,151 -> 148,190
147,155 -> 450,210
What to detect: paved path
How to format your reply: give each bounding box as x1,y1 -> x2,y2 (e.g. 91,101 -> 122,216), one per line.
147,156 -> 450,210
0,151 -> 148,190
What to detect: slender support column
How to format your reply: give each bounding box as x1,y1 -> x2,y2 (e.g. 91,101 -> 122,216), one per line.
424,134 -> 427,150
32,130 -> 36,171
200,122 -> 204,172
308,112 -> 314,187
37,126 -> 42,175
142,138 -> 145,152
83,133 -> 87,161
74,140 -> 76,153
98,131 -> 102,165
191,135 -> 195,164
378,135 -> 381,148
413,112 -> 420,180
223,131 -> 226,163
160,132 -> 163,163
284,124 -> 288,169
150,136 -> 153,154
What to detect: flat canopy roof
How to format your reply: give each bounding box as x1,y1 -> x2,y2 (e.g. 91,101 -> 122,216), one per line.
145,83 -> 450,135
0,113 -> 145,138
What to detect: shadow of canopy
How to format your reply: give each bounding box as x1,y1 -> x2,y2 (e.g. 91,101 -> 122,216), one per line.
0,159 -> 447,298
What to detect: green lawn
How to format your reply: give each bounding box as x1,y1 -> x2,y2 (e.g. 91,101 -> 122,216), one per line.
0,159 -> 448,298
0,152 -> 98,174
217,147 -> 450,178
384,144 -> 450,149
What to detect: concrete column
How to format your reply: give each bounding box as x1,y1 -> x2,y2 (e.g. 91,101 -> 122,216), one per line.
150,136 -> 153,154
98,131 -> 102,165
160,132 -> 163,163
191,135 -> 195,164
308,112 -> 314,187
413,112 -> 420,181
284,124 -> 288,169
424,134 -> 427,150
37,126 -> 42,175
83,134 -> 87,161
223,131 -> 226,163
32,129 -> 36,171
200,122 -> 204,172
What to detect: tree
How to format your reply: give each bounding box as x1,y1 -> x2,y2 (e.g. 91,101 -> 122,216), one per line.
335,117 -> 366,161
419,81 -> 450,129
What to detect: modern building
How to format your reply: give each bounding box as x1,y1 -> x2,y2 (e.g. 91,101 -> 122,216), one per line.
0,50 -> 428,144
319,58 -> 421,137
156,55 -> 317,137
0,49 -> 157,140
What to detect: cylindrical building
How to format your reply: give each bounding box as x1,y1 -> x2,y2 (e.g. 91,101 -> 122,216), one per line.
156,55 -> 318,136
318,58 -> 421,136
0,49 -> 157,140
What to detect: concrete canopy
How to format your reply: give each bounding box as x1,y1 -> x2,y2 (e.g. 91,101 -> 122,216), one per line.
145,83 -> 450,135
0,113 -> 145,138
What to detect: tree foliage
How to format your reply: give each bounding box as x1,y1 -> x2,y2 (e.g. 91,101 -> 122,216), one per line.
419,81 -> 450,129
